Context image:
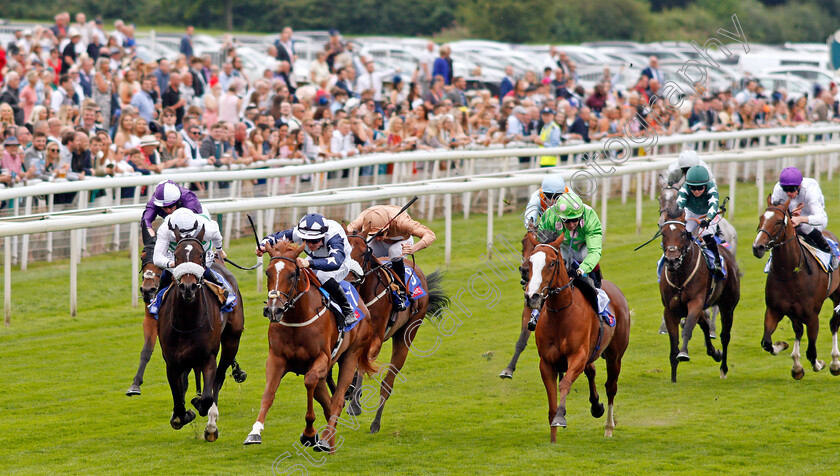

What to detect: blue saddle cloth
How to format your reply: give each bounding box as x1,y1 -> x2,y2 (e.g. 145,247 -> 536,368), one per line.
148,268 -> 236,320
318,281 -> 366,331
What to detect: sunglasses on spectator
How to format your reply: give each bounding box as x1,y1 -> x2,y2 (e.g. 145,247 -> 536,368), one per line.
781,185 -> 800,193
689,185 -> 706,192
190,130 -> 201,135
47,147 -> 59,152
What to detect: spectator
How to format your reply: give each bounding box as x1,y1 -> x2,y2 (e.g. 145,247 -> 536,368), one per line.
641,56 -> 663,84
2,136 -> 25,184
0,71 -> 24,125
274,27 -> 295,66
418,41 -> 436,93
424,75 -> 445,106
568,106 -> 592,143
357,59 -> 398,106
505,105 -> 532,142
130,75 -> 156,122
199,122 -> 235,164
162,72 -> 186,126
446,76 -> 468,107
735,79 -> 758,106
180,26 -> 194,60
432,45 -> 452,86
310,51 -> 331,88
154,59 -> 171,94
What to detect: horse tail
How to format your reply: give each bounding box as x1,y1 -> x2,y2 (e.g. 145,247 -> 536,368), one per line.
357,335 -> 378,378
425,269 -> 450,317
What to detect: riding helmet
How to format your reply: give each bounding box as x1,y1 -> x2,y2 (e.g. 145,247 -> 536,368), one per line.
685,165 -> 710,186
296,213 -> 329,240
168,208 -> 199,236
779,167 -> 803,187
554,192 -> 585,220
541,173 -> 567,195
153,180 -> 182,207
677,149 -> 700,170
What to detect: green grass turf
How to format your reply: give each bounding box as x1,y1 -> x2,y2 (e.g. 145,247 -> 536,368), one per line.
3,177 -> 840,475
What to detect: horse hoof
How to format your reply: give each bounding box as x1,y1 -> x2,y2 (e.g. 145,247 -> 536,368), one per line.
550,414 -> 567,428
709,332 -> 717,339
183,410 -> 196,425
125,384 -> 141,396
720,369 -> 728,379
710,350 -> 722,363
233,369 -> 247,383
814,360 -> 826,372
205,428 -> 220,442
499,368 -> 514,379
243,433 -> 262,445
370,421 -> 381,434
170,414 -> 183,430
347,400 -> 362,417
830,362 -> 840,376
792,367 -> 805,380
677,352 -> 690,362
604,428 -> 614,437
312,439 -> 331,453
591,403 -> 605,419
191,395 -> 201,411
300,433 -> 318,447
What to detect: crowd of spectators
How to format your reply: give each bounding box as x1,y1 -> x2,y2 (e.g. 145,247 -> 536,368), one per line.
2,12 -> 840,190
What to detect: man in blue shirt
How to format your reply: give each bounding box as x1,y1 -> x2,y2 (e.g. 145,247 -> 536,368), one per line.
130,75 -> 157,122
180,26 -> 194,60
432,45 -> 452,86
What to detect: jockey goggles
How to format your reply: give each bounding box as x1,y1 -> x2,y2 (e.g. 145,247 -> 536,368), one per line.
543,192 -> 563,201
561,216 -> 581,224
781,185 -> 800,193
688,184 -> 706,192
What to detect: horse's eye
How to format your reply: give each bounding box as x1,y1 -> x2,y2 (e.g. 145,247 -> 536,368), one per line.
548,261 -> 556,268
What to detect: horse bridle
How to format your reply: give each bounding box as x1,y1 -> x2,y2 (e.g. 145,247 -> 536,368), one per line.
265,255 -> 307,317
757,205 -> 797,251
532,243 -> 574,312
174,236 -> 206,287
660,219 -> 693,269
169,236 -> 210,333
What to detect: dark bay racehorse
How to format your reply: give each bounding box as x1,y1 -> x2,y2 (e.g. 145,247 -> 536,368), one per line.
244,239 -> 376,452
499,231 -> 537,379
344,233 -> 449,433
660,208 -> 739,382
127,227 -> 162,396
523,231 -> 630,442
753,196 -> 840,379
157,227 -> 245,441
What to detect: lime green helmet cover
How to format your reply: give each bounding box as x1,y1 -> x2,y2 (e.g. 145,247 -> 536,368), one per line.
685,165 -> 709,186
555,191 -> 585,219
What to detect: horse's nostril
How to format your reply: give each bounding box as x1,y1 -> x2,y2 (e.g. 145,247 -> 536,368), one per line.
263,307 -> 270,317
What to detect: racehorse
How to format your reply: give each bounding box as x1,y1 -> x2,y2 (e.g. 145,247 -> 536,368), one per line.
157,227 -> 245,441
127,227 -> 162,396
522,231 -> 630,442
499,231 -> 537,379
244,239 -> 376,452
344,232 -> 449,433
660,207 -> 739,382
752,196 -> 840,379
658,180 -> 738,338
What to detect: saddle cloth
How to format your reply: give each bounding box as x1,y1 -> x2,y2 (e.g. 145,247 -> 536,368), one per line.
572,276 -> 615,327
376,258 -> 428,300
317,280 -> 366,331
148,268 -> 236,320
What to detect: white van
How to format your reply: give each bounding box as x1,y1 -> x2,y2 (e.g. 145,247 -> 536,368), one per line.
738,51 -> 831,75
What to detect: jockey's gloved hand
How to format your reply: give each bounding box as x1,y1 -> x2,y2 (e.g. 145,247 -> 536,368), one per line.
260,236 -> 276,248
699,219 -> 711,228
575,268 -> 584,276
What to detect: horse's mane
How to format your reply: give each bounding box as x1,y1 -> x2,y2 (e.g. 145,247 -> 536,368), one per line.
271,238 -> 299,255
665,206 -> 684,220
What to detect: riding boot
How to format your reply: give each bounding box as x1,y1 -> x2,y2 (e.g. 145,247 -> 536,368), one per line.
527,308 -> 540,331
202,268 -> 223,287
703,235 -> 722,278
390,258 -> 409,311
805,228 -> 838,269
150,270 -> 173,315
322,278 -> 357,329
590,265 -> 603,289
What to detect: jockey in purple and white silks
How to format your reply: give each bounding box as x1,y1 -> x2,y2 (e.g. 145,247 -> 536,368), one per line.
142,180 -> 207,237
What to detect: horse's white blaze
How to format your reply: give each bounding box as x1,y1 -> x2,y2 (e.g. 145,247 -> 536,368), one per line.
763,211 -> 775,221
527,251 -> 546,297
206,403 -> 219,431
669,224 -> 676,231
249,421 -> 264,436
185,244 -> 194,255
274,261 -> 285,273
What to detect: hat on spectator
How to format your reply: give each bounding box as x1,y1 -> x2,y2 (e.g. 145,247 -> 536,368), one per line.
23,29 -> 32,36
139,135 -> 160,148
148,121 -> 162,134
110,46 -> 121,55
512,106 -> 527,115
344,97 -> 361,111
392,75 -> 402,85
541,107 -> 554,115
541,77 -> 551,85
69,28 -> 81,38
4,137 -> 21,147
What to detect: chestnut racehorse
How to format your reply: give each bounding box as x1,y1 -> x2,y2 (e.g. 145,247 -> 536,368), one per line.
752,196 -> 840,379
523,231 -> 630,442
157,227 -> 245,441
499,231 -> 537,378
244,239 -> 376,452
659,208 -> 739,382
345,233 -> 449,433
127,227 -> 162,396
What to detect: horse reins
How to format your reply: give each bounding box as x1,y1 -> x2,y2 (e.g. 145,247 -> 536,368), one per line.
660,220 -> 705,297
265,256 -> 329,327
168,236 -> 212,334
533,243 -> 575,313
758,205 -> 808,280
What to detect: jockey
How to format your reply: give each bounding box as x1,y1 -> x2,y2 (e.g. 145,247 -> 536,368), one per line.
142,180 -> 207,237
524,173 -> 568,228
257,213 -> 358,328
771,167 -> 837,267
348,205 -> 436,311
677,165 -> 722,276
150,208 -> 228,312
664,149 -> 715,186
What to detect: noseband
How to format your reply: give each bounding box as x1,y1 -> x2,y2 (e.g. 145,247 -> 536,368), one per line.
265,255 -> 308,318
531,243 -> 574,311
757,205 -> 796,251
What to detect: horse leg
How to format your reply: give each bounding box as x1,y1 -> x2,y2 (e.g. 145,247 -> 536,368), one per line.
603,352 -> 623,437
244,355 -> 287,445
679,304 -> 703,361
301,354 -> 330,448
346,372 -> 363,417
539,358 -> 559,444
197,356 -> 217,418
555,353 -> 587,432
790,321 -> 805,380
320,350 -> 359,454
830,306 -> 840,375
584,363 -> 604,418
664,309 -> 682,383
761,307 -> 789,355
370,323 -> 414,434
167,366 -> 194,430
190,368 -> 202,410
707,306 -> 718,339
326,366 -> 336,395
500,306 -> 531,379
127,315 -> 158,396
367,335 -> 384,362
696,312 -> 722,363
718,305 -> 734,378
214,326 -> 242,402
805,316 -> 826,373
